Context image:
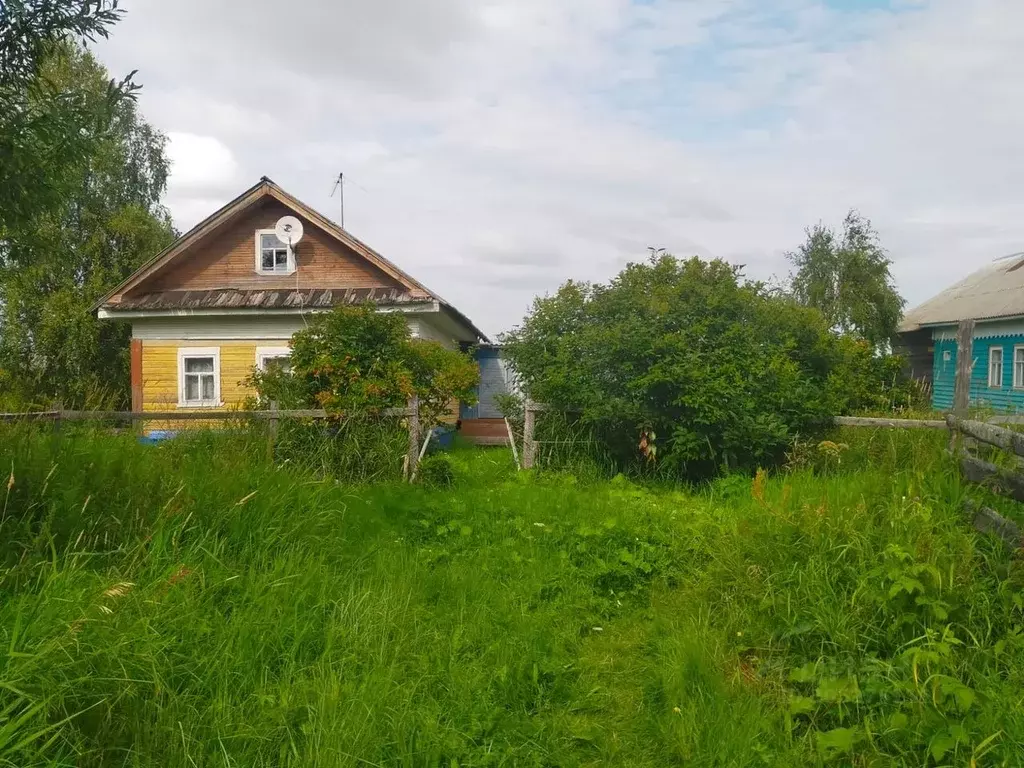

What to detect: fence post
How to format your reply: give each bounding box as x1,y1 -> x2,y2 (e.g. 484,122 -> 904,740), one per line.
268,400 -> 279,460
407,394 -> 420,481
523,400 -> 536,470
953,319 -> 975,417
951,320 -> 975,452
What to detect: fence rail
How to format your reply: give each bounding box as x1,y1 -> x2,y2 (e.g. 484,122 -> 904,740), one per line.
0,407 -> 412,423
0,400 -> 426,480
833,416 -> 946,429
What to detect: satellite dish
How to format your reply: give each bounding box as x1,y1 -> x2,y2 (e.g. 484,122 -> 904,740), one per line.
274,216 -> 304,246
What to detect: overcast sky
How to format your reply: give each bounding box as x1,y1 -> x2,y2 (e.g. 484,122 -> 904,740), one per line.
94,0 -> 1024,338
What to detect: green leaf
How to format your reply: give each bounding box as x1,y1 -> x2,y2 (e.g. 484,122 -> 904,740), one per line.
888,712 -> 908,731
789,695 -> 816,716
889,576 -> 926,599
929,731 -> 957,762
788,662 -> 817,684
816,727 -> 858,756
945,682 -> 976,712
815,676 -> 860,704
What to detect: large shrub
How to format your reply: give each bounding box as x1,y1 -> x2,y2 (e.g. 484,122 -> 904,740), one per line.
502,255 -> 843,479
248,304 -> 478,425
245,304 -> 479,480
826,336 -> 926,415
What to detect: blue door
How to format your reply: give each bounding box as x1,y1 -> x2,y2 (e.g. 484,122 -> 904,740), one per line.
460,347 -> 508,419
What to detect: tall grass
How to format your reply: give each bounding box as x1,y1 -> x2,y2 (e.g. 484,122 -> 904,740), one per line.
1,424 -> 1022,765
268,416 -> 408,483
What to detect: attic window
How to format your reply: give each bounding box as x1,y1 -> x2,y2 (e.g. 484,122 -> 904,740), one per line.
255,230 -> 295,275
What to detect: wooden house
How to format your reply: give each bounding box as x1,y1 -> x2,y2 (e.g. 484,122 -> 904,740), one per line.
95,177 -> 492,430
898,254 -> 1024,411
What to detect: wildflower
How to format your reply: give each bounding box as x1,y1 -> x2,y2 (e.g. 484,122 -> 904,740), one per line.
673,707 -> 681,715
533,522 -> 546,528
736,631 -> 744,637
6,468 -> 12,492
592,627 -> 603,632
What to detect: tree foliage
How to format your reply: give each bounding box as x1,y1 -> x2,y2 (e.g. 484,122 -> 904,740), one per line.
247,304 -> 479,429
0,0 -> 134,232
0,43 -> 174,407
502,255 -> 846,478
787,210 -> 905,349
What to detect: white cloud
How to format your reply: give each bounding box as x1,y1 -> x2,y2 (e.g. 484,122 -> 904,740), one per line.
165,133 -> 239,194
95,0 -> 1024,337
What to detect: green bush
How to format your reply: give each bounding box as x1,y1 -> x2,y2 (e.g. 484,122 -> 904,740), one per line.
247,304 -> 478,426
826,335 -> 926,414
243,304 -> 479,481
502,256 -> 839,479
502,256 -> 922,480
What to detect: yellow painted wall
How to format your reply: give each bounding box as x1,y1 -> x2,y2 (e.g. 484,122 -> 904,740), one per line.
138,338 -> 462,431
141,340 -> 275,431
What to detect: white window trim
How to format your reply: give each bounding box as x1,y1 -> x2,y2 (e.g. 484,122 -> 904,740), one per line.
256,346 -> 292,371
254,229 -> 296,276
988,346 -> 1004,389
177,347 -> 222,408
1014,345 -> 1024,389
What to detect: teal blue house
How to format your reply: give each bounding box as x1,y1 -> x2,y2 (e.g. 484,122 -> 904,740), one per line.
898,255 -> 1024,412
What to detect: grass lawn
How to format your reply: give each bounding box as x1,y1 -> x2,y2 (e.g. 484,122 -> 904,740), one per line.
1,426 -> 1023,766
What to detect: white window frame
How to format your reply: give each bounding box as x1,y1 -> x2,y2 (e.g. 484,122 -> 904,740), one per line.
177,347 -> 222,408
1014,345 -> 1024,389
254,229 -> 295,276
256,346 -> 292,372
988,346 -> 1004,389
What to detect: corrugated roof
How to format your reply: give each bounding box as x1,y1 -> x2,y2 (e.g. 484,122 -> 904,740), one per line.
899,255 -> 1024,332
108,288 -> 423,312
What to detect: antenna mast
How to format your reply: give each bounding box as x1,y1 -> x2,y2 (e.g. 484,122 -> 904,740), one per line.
330,172 -> 345,229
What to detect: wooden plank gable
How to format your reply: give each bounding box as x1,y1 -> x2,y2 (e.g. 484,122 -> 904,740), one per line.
133,198 -> 400,296
94,177 -> 490,342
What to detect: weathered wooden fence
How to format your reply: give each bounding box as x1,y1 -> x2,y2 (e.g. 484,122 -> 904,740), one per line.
947,415 -> 1024,548
0,398 -> 429,481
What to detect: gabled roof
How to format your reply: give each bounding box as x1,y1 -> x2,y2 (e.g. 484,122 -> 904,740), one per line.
94,177 -> 488,341
899,254 -> 1024,332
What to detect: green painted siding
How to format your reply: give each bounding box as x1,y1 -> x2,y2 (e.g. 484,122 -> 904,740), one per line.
932,332 -> 1024,412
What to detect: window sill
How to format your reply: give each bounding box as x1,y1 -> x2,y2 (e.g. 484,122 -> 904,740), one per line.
177,402 -> 225,409
254,269 -> 296,277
